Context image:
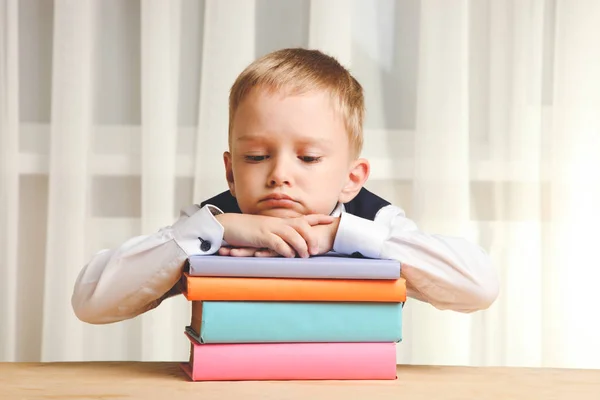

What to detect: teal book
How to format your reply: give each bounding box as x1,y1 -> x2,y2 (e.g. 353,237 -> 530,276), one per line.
186,301 -> 403,344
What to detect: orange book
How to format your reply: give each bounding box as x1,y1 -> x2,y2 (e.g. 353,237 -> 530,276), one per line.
181,273 -> 406,302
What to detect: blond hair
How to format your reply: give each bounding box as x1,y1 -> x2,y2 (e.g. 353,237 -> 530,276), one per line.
228,48 -> 364,158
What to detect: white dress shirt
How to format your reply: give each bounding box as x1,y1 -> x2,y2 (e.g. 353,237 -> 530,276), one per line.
71,202 -> 499,324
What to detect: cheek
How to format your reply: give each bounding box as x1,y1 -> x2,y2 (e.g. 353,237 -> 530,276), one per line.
232,165 -> 261,191
324,163 -> 348,182
232,162 -> 250,180
310,168 -> 346,191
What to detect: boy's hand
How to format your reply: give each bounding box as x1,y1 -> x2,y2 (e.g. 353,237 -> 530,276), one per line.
221,216 -> 341,258
215,213 -> 334,258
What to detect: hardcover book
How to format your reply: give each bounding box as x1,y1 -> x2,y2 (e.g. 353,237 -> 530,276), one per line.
181,332 -> 398,381
186,253 -> 401,280
186,300 -> 403,343
181,273 -> 406,302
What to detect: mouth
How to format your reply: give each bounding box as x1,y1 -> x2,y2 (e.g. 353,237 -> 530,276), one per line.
261,194 -> 294,201
259,194 -> 298,208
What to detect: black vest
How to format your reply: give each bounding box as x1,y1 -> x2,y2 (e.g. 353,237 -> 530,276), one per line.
200,187 -> 390,221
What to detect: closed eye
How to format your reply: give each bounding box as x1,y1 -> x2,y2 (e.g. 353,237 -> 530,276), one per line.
244,155 -> 269,162
299,156 -> 322,163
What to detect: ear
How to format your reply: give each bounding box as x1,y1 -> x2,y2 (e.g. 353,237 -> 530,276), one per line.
338,158 -> 370,203
223,151 -> 236,197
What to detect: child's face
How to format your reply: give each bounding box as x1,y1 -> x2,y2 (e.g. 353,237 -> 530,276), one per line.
224,88 -> 368,218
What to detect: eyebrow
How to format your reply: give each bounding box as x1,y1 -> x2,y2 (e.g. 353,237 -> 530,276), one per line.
296,138 -> 335,147
235,135 -> 265,142
236,135 -> 334,147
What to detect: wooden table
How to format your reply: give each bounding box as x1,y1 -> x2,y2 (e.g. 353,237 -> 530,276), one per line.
1,362 -> 599,399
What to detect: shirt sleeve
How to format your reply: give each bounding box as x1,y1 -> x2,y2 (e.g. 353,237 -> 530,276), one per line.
71,204 -> 225,324
332,204 -> 499,313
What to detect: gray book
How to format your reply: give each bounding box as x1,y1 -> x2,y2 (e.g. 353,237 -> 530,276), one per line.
186,252 -> 401,280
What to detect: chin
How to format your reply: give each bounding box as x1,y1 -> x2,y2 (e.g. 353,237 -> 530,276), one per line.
259,209 -> 305,218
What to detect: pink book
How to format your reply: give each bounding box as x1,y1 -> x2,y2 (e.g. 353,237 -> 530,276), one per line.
180,333 -> 397,381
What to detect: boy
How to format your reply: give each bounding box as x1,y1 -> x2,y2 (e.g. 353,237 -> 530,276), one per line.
72,48 -> 499,324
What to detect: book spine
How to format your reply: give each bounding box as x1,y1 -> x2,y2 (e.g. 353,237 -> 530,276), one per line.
182,274 -> 406,302
188,259 -> 400,280
184,339 -> 397,381
198,301 -> 403,343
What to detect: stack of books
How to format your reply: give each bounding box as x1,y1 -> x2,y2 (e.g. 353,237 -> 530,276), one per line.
179,253 -> 406,381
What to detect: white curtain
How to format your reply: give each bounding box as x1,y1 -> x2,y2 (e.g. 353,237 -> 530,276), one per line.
2,0 -> 599,368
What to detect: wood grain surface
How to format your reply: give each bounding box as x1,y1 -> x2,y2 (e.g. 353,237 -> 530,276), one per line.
1,362 -> 599,400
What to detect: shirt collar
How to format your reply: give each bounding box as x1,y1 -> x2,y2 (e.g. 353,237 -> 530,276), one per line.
330,203 -> 345,217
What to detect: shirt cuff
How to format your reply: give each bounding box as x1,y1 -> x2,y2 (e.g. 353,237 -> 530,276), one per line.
172,204 -> 224,256
333,212 -> 389,259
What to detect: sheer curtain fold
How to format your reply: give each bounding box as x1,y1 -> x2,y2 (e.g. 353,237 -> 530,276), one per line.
193,0 -> 256,201
42,0 -> 94,361
494,0 -> 545,367
547,0 -> 600,368
407,0 -> 473,366
138,0 -> 185,362
308,0 -> 352,67
0,0 -> 19,363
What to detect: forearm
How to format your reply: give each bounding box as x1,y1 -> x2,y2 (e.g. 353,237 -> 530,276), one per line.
333,206 -> 499,312
71,236 -> 188,324
381,229 -> 499,312
71,204 -> 224,324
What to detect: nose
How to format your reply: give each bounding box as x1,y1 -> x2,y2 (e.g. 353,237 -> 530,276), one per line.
267,157 -> 292,187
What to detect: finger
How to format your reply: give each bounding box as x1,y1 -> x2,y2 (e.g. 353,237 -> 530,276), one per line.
268,233 -> 297,258
303,214 -> 334,226
229,247 -> 259,257
276,225 -> 310,258
290,219 -> 319,255
254,249 -> 279,257
218,247 -> 232,256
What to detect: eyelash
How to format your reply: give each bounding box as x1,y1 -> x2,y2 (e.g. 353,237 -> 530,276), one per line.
300,156 -> 322,163
245,155 -> 268,162
243,155 -> 322,163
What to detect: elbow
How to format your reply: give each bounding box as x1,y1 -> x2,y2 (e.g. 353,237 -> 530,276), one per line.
462,252 -> 500,312
74,310 -> 102,325
72,301 -> 131,325
71,296 -> 109,325
72,306 -> 100,325
401,238 -> 500,313
439,277 -> 498,314
467,275 -> 499,312
70,254 -> 119,325
71,287 -> 157,325
428,247 -> 500,314
71,287 -> 126,325
71,278 -> 111,324
71,282 -> 101,324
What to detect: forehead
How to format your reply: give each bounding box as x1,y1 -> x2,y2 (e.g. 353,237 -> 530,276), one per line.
231,88 -> 348,144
